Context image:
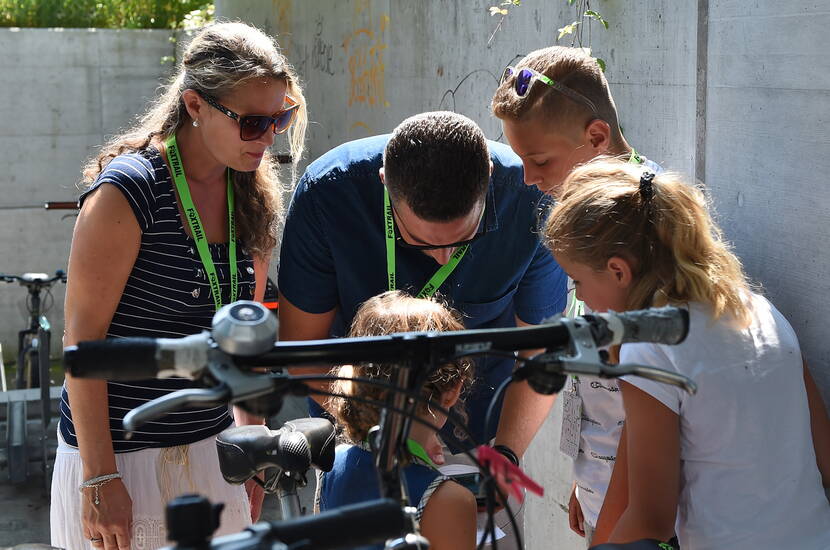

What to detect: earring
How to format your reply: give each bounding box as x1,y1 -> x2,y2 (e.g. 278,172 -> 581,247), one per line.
192,120 -> 199,128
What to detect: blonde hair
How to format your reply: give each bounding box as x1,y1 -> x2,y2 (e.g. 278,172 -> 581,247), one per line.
544,159 -> 752,326
330,291 -> 474,445
491,46 -> 623,147
82,21 -> 308,257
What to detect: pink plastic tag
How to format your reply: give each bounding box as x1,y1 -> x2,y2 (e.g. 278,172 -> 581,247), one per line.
477,445 -> 544,503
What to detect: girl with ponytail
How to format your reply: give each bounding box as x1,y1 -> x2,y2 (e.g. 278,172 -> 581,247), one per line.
55,22 -> 306,550
544,159 -> 830,549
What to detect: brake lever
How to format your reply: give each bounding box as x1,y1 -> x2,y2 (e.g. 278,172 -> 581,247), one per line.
123,386 -> 230,434
600,363 -> 698,395
514,316 -> 697,395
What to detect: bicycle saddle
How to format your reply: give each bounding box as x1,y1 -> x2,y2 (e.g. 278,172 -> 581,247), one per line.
21,273 -> 49,282
216,417 -> 336,484
591,540 -> 675,550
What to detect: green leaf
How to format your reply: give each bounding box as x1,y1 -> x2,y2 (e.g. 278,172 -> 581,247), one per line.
595,57 -> 607,71
557,21 -> 580,40
489,6 -> 508,16
568,0 -> 576,5
585,10 -> 609,29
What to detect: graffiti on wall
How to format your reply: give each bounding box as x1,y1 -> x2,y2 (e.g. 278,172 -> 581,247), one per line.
312,15 -> 336,76
271,0 -> 293,55
343,13 -> 390,108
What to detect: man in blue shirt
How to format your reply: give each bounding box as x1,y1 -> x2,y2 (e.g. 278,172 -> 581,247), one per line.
278,111 -> 567,460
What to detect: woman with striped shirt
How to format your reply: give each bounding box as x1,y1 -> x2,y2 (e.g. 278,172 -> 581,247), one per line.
52,22 -> 307,550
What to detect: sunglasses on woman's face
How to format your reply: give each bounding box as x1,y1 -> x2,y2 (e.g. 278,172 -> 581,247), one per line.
500,66 -> 599,115
198,91 -> 300,141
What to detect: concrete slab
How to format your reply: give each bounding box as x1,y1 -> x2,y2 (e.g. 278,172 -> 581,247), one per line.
96,30 -> 176,69
0,67 -> 103,138
0,29 -> 101,69
0,134 -> 99,204
100,66 -> 174,134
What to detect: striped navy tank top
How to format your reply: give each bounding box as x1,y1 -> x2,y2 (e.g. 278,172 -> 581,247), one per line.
59,146 -> 256,452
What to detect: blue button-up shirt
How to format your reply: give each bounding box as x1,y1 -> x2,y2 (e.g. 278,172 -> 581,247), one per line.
279,134 -> 567,447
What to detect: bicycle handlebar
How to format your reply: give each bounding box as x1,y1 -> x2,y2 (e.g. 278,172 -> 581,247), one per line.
65,333 -> 209,380
43,201 -> 79,210
65,306 -> 689,379
0,270 -> 66,287
64,304 -> 697,429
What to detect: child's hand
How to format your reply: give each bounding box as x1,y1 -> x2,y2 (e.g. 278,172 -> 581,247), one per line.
427,433 -> 445,465
568,484 -> 585,537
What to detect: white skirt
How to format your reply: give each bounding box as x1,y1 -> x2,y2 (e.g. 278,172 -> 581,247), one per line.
50,432 -> 251,550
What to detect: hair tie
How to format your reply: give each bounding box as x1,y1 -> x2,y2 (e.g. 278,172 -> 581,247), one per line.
639,171 -> 655,202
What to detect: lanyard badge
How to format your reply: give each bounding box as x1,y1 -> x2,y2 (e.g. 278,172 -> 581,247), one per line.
383,187 -> 468,299
165,134 -> 238,311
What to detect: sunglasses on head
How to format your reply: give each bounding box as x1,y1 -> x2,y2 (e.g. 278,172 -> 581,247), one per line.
500,66 -> 599,115
197,91 -> 300,141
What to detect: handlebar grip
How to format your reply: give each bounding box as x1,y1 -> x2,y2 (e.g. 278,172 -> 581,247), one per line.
265,498 -> 406,549
44,201 -> 80,210
601,307 -> 690,346
64,338 -> 160,380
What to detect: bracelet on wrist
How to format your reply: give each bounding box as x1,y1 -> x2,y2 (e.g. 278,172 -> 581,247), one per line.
79,472 -> 122,506
493,444 -> 520,467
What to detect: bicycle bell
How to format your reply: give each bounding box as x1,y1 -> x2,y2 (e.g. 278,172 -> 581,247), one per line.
212,300 -> 278,356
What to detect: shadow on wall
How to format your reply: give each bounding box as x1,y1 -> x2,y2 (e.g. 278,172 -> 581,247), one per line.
435,53 -> 525,143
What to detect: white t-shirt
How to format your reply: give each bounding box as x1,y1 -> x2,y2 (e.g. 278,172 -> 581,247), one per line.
571,374 -> 625,526
621,294 -> 830,550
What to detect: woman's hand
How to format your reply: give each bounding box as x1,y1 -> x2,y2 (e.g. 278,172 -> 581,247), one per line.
568,483 -> 586,537
81,479 -> 132,550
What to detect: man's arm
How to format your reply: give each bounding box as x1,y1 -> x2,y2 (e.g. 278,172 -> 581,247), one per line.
279,292 -> 337,406
496,231 -> 569,456
493,315 -> 554,458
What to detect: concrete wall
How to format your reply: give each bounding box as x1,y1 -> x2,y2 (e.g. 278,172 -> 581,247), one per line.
216,1 -> 830,548
0,28 -> 177,363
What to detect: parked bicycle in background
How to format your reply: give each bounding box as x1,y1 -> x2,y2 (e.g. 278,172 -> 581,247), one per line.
0,269 -> 66,486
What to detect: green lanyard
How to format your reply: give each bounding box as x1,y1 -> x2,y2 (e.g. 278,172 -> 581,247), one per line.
628,148 -> 644,165
384,187 -> 468,298
165,134 -> 238,311
406,438 -> 439,470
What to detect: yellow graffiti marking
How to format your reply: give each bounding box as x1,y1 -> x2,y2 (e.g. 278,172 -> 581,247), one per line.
354,0 -> 371,16
350,121 -> 371,132
272,0 -> 293,55
343,14 -> 389,108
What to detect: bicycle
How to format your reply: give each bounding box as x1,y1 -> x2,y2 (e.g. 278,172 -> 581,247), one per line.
64,300 -> 695,550
1,269 -> 66,486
